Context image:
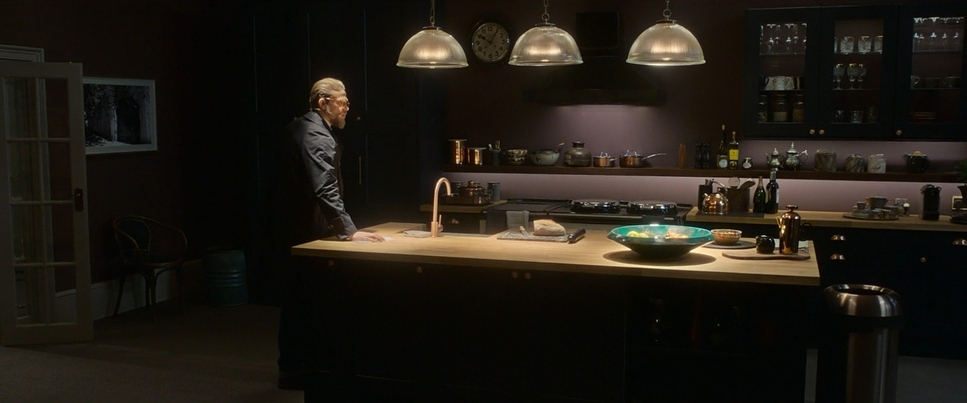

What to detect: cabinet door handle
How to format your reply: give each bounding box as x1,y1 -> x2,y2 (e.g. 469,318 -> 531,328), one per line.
818,129 -> 825,135
448,218 -> 460,225
920,257 -> 927,263
830,234 -> 846,241
358,157 -> 362,185
953,239 -> 967,246
895,129 -> 902,136
524,272 -> 532,280
830,254 -> 845,261
511,271 -> 519,279
809,129 -> 816,135
416,266 -> 423,274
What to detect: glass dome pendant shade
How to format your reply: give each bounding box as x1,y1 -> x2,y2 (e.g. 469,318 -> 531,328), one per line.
508,0 -> 582,66
627,0 -> 705,66
397,0 -> 468,69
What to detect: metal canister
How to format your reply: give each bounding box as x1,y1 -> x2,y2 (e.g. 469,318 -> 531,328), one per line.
776,205 -> 802,255
466,147 -> 486,165
488,182 -> 500,202
447,139 -> 467,165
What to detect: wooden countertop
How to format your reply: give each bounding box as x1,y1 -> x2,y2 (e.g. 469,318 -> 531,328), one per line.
292,222 -> 819,287
687,207 -> 967,232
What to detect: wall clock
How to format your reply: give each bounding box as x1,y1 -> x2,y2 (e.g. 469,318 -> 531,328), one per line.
470,21 -> 511,63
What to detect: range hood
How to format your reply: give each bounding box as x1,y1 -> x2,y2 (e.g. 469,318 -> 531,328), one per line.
522,12 -> 665,106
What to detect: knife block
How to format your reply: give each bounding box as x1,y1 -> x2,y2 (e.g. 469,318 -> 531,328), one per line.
724,188 -> 750,213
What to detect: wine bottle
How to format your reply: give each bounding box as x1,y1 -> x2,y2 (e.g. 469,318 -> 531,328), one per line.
716,125 -> 729,169
728,131 -> 739,170
753,176 -> 767,213
765,170 -> 779,214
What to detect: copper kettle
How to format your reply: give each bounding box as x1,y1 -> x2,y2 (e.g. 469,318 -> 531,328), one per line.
701,191 -> 730,215
776,205 -> 801,255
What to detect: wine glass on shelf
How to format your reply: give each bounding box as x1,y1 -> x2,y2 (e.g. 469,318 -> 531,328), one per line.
846,63 -> 860,90
856,64 -> 867,89
834,63 -> 846,90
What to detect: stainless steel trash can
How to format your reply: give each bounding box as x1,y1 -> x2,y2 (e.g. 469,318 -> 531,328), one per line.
816,284 -> 903,403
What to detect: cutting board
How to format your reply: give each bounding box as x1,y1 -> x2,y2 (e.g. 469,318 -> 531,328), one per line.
497,229 -> 575,243
722,250 -> 811,260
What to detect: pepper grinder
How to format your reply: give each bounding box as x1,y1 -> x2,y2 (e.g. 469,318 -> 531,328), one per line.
921,184 -> 941,221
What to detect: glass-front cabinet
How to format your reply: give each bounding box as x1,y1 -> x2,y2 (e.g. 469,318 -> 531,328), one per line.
744,4 -> 966,141
895,4 -> 966,140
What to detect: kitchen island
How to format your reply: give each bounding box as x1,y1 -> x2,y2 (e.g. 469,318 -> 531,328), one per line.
293,222 -> 820,402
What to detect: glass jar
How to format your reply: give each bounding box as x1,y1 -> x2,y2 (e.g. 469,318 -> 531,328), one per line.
771,94 -> 789,122
792,94 -> 804,122
757,95 -> 769,122
564,141 -> 592,167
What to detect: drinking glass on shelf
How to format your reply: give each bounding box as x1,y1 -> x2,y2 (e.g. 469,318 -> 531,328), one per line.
873,35 -> 883,53
834,63 -> 846,90
856,64 -> 867,89
840,36 -> 855,54
858,36 -> 872,53
847,63 -> 860,89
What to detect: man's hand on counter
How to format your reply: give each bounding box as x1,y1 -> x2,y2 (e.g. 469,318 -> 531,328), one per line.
350,231 -> 385,242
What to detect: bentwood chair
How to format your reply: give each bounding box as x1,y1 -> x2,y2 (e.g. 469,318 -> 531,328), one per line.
112,215 -> 187,319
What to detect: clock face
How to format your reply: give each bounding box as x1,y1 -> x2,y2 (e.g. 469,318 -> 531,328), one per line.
470,22 -> 511,63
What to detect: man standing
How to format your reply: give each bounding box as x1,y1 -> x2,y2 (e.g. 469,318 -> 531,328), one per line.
274,77 -> 383,390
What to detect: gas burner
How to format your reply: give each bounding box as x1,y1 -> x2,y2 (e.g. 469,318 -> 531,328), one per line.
570,199 -> 621,214
627,200 -> 678,217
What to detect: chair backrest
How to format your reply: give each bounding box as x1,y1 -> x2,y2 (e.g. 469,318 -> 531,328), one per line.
114,216 -> 152,264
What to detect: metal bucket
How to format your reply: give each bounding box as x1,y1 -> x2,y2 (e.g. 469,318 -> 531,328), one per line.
203,249 -> 248,306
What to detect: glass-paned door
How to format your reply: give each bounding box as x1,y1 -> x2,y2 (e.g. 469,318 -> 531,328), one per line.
0,60 -> 92,345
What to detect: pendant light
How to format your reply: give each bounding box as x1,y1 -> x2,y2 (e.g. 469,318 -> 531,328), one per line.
397,0 -> 468,69
627,0 -> 705,66
508,0 -> 582,66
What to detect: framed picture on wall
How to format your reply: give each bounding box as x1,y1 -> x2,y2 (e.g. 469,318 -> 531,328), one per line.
83,77 -> 157,154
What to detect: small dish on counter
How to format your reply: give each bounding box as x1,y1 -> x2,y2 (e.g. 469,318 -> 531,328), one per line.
710,229 -> 742,245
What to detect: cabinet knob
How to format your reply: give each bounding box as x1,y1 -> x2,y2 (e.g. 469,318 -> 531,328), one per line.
327,259 -> 336,267
953,239 -> 967,246
818,129 -> 825,135
809,129 -> 816,135
448,218 -> 460,225
355,116 -> 362,121
920,257 -> 927,263
830,254 -> 846,261
511,271 -> 518,279
830,234 -> 846,241
896,129 -> 902,136
416,266 -> 423,274
524,272 -> 532,280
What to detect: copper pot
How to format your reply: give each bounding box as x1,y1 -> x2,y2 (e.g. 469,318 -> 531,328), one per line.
619,151 -> 666,168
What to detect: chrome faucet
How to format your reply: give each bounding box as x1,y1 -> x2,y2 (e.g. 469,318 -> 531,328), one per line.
431,177 -> 452,237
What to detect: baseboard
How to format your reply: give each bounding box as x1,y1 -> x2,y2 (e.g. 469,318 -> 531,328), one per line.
54,259 -> 204,321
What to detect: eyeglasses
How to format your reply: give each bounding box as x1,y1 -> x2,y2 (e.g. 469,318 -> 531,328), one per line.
325,97 -> 350,108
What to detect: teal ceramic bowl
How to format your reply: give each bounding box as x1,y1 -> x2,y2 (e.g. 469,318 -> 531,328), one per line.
607,225 -> 714,260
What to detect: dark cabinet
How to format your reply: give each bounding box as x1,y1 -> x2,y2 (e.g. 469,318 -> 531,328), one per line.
431,266 -> 627,402
743,4 -> 966,140
810,226 -> 967,359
